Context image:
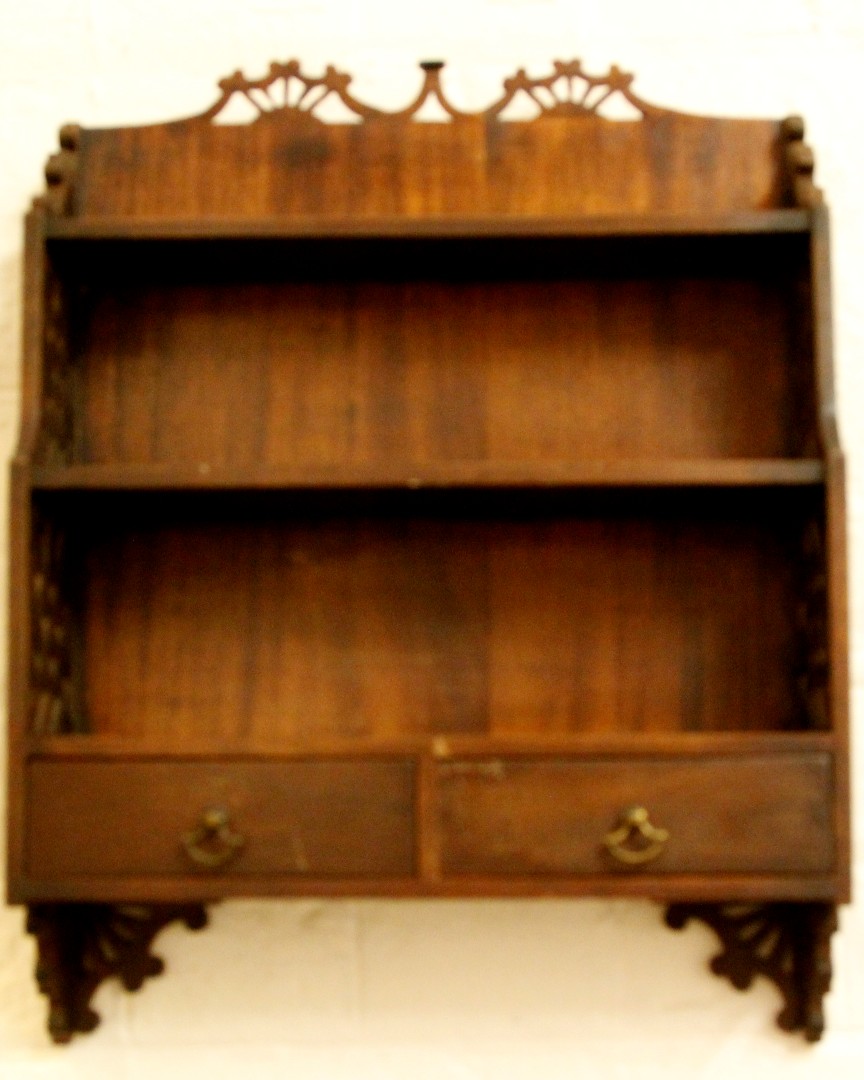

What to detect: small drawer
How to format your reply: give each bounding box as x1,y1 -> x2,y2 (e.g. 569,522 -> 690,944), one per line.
438,753 -> 834,876
26,759 -> 415,878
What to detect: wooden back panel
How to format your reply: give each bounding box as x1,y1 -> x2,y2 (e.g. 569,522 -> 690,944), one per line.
77,489 -> 811,745
72,115 -> 785,219
73,240 -> 811,468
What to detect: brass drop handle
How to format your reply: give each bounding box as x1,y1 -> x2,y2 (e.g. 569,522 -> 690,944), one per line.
604,805 -> 670,866
182,807 -> 245,869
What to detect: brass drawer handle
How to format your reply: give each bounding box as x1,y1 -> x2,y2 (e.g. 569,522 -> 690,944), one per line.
182,807 -> 245,869
604,805 -> 670,866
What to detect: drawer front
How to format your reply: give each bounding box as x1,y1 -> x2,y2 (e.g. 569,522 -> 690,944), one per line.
438,754 -> 834,876
27,760 -> 415,878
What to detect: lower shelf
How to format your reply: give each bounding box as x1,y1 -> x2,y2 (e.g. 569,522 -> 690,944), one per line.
34,485 -> 825,744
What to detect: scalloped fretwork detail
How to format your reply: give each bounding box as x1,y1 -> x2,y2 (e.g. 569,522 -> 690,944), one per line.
492,60 -> 664,119
203,59 -> 386,123
202,58 -> 671,124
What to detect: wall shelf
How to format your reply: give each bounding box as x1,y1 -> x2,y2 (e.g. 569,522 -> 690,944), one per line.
7,56 -> 848,1045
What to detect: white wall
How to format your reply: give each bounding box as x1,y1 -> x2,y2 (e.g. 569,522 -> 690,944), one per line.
1,2 -> 863,1076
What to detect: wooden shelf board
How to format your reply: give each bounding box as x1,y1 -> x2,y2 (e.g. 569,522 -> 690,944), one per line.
29,458 -> 826,491
44,209 -> 813,241
11,873 -> 840,906
28,730 -> 836,762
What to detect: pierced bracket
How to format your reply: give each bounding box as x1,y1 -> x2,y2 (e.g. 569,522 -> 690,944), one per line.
665,902 -> 837,1042
26,903 -> 208,1043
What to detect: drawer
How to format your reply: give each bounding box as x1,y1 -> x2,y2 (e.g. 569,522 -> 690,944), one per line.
438,754 -> 834,876
26,759 -> 415,878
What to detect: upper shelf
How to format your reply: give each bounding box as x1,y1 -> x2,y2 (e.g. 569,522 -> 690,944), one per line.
43,210 -> 814,242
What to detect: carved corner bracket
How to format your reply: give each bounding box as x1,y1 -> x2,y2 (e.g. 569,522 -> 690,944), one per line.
26,903 -> 208,1043
665,902 -> 837,1042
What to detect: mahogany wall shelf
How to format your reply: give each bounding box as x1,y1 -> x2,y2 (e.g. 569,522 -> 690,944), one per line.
7,57 -> 848,1044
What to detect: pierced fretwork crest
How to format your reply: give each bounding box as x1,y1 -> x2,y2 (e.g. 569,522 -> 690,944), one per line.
202,58 -> 669,124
